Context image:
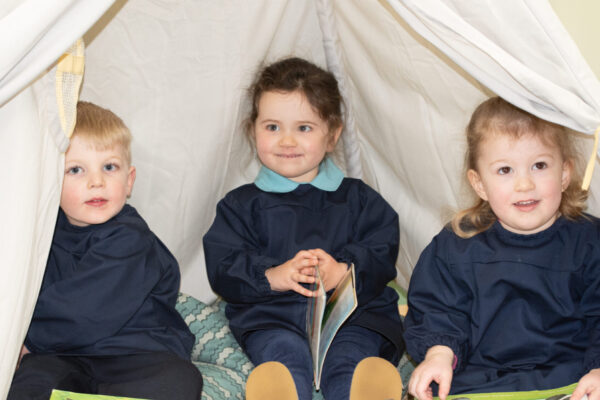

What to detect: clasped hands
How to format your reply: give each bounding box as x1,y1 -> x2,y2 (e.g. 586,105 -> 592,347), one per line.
265,249 -> 348,297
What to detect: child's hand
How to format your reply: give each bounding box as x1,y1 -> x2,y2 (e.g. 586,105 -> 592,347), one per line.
17,345 -> 30,368
308,248 -> 348,292
265,250 -> 318,297
572,368 -> 600,400
408,345 -> 454,400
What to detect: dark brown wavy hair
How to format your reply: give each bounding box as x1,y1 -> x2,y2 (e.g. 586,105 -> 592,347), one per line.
244,57 -> 343,142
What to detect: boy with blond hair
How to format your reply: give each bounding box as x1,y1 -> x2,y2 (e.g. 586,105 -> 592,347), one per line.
8,101 -> 202,400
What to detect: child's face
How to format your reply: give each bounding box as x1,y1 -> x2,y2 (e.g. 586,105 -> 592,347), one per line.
60,136 -> 136,227
254,90 -> 341,183
467,133 -> 571,235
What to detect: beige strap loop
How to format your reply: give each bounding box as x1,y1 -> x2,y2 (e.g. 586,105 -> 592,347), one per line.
581,125 -> 600,191
55,38 -> 85,139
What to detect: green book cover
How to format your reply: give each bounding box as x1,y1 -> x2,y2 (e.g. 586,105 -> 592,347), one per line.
50,390 -> 149,400
432,383 -> 578,400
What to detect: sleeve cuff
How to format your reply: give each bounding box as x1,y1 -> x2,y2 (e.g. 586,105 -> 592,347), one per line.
407,333 -> 465,371
253,256 -> 278,294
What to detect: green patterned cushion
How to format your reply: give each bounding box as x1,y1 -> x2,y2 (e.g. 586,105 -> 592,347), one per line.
176,294 -> 253,373
176,291 -> 416,399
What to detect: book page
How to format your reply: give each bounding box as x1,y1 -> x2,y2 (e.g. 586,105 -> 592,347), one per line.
315,264 -> 357,390
50,390 -> 148,399
306,266 -> 326,388
431,383 -> 581,400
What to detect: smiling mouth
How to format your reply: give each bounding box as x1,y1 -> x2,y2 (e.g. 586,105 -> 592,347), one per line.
276,154 -> 302,158
513,200 -> 539,209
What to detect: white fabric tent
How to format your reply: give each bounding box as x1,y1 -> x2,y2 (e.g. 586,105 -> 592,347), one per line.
2,0 -> 600,397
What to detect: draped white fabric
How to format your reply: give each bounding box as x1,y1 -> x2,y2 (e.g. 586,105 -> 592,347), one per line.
386,0 -> 600,134
0,1 -> 114,397
0,75 -> 64,399
1,0 -> 599,396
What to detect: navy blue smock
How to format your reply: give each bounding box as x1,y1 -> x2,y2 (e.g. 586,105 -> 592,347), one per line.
25,205 -> 194,360
404,216 -> 600,394
203,171 -> 403,355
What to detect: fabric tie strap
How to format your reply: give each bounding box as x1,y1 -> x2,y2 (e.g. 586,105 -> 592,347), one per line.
582,125 -> 600,191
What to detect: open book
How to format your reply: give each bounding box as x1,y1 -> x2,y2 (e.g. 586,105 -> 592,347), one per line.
50,390 -> 148,400
306,263 -> 357,391
432,383 -> 586,400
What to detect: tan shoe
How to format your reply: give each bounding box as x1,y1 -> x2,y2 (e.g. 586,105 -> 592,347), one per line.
350,357 -> 403,400
246,361 -> 299,400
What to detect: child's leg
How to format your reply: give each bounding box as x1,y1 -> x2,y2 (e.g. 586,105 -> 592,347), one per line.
8,354 -> 95,400
319,325 -> 399,400
244,328 -> 313,400
87,352 -> 202,400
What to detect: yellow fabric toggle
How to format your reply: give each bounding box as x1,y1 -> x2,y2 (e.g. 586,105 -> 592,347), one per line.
581,125 -> 600,191
55,38 -> 85,139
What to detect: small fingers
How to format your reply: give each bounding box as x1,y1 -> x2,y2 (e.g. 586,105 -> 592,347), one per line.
415,384 -> 432,400
308,248 -> 332,261
294,250 -> 319,262
294,271 -> 315,284
291,256 -> 318,271
438,378 -> 451,400
408,373 -> 419,399
414,380 -> 427,400
291,282 -> 317,297
299,266 -> 316,276
411,373 -> 433,400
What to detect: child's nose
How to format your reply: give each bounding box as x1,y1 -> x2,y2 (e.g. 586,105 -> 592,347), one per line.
88,172 -> 104,188
514,174 -> 535,191
279,133 -> 297,147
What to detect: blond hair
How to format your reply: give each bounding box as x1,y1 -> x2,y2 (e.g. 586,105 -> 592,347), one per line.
72,101 -> 132,164
452,97 -> 588,238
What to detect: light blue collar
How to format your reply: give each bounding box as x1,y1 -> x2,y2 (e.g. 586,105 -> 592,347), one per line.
254,158 -> 344,193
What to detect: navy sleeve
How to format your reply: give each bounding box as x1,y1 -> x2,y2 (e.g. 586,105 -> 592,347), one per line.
25,225 -> 174,353
203,193 -> 278,304
403,232 -> 471,370
334,183 -> 399,306
582,227 -> 600,372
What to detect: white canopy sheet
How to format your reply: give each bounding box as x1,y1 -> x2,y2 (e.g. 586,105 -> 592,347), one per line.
1,0 -> 599,397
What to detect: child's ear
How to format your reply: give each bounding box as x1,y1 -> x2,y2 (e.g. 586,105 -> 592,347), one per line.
561,160 -> 572,192
327,125 -> 343,152
126,166 -> 136,197
467,169 -> 488,201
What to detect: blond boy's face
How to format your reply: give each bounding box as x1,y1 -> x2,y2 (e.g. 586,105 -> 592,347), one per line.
60,135 -> 136,227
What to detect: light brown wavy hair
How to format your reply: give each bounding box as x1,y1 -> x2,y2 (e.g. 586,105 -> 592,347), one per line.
452,97 -> 588,238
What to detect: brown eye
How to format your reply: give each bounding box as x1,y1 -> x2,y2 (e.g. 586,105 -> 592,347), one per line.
533,162 -> 547,170
497,166 -> 512,175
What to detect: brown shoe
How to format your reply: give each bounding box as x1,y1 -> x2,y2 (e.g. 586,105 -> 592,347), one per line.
350,357 -> 403,400
246,361 -> 299,400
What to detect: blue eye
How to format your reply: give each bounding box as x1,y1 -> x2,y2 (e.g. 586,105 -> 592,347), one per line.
533,162 -> 547,170
66,166 -> 82,175
299,125 -> 312,133
266,124 -> 280,132
497,166 -> 512,175
103,163 -> 118,172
